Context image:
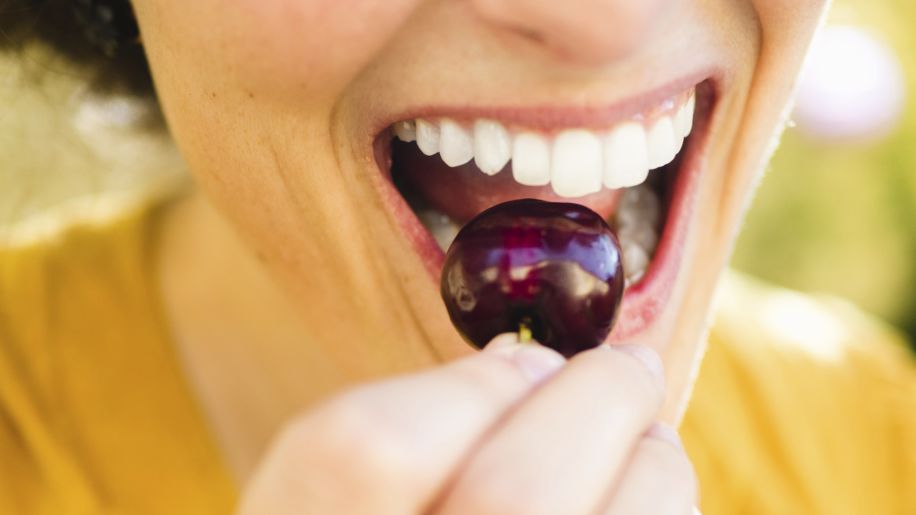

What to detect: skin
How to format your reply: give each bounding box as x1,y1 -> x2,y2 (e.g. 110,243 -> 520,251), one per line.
132,0 -> 830,510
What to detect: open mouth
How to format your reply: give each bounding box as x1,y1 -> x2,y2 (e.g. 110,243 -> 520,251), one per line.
372,76 -> 716,340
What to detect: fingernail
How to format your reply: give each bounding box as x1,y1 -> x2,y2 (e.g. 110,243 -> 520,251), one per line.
647,422 -> 684,450
486,336 -> 566,383
510,345 -> 566,383
614,344 -> 664,383
485,333 -> 524,351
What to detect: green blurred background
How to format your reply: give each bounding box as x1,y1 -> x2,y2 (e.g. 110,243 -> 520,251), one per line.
1,0 -> 914,340
732,0 -> 916,341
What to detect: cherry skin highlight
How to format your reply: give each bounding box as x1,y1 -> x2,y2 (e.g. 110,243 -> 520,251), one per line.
440,199 -> 625,358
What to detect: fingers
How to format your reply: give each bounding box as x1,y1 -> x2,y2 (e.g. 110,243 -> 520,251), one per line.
435,344 -> 666,515
602,424 -> 698,515
238,334 -> 566,515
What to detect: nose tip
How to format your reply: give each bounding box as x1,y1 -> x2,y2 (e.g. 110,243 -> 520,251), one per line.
470,0 -> 671,66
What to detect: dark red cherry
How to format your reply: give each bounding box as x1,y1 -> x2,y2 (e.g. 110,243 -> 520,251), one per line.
440,199 -> 624,358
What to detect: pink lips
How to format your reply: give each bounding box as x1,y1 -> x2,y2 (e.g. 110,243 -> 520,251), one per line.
372,76 -> 718,343
608,89 -> 712,341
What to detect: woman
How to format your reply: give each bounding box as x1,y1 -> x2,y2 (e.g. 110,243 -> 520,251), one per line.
1,0 -> 914,513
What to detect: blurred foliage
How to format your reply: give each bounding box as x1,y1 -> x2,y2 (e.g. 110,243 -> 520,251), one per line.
733,0 -> 916,340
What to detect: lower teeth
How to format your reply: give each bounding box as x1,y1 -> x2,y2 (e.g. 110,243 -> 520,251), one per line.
419,183 -> 661,288
613,185 -> 661,286
417,209 -> 461,251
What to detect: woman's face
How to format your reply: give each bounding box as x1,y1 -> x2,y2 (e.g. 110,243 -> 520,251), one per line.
132,0 -> 828,419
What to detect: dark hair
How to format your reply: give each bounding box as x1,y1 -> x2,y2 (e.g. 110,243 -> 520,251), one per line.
0,0 -> 153,95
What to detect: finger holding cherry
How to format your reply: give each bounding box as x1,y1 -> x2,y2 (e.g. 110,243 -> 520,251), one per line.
238,336 -> 697,515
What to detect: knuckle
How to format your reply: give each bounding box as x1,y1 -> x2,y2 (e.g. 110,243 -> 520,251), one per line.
619,354 -> 665,405
452,351 -> 537,401
324,394 -> 411,469
574,347 -> 664,408
284,393 -> 418,488
611,349 -> 665,406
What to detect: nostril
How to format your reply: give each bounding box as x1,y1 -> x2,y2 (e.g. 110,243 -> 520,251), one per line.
470,0 -> 672,67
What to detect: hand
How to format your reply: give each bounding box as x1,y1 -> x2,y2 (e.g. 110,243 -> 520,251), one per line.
238,335 -> 698,514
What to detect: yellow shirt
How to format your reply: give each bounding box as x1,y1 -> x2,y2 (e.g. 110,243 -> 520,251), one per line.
1,196 -> 913,515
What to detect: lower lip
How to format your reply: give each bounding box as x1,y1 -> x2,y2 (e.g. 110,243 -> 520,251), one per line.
610,86 -> 714,340
372,81 -> 717,343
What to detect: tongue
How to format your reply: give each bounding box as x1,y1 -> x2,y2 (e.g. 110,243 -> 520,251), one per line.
392,141 -> 622,224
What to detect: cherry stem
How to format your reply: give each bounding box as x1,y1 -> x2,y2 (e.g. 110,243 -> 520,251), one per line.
518,320 -> 532,344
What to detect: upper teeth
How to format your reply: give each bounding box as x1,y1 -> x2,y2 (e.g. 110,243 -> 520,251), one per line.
392,89 -> 695,198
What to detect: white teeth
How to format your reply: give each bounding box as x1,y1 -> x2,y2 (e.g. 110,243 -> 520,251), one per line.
603,122 -> 650,189
618,224 -> 658,256
394,120 -> 416,142
417,209 -> 461,252
672,130 -> 684,156
646,116 -> 679,170
415,119 -> 440,156
551,130 -> 603,197
614,185 -> 662,285
512,132 -> 551,186
394,88 -> 694,197
678,93 -> 695,137
439,119 -> 474,167
621,243 -> 650,285
616,184 -> 661,228
473,120 -> 512,175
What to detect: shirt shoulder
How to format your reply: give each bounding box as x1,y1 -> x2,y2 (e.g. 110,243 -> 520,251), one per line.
683,270 -> 916,515
0,193 -> 164,398
0,192 -> 235,514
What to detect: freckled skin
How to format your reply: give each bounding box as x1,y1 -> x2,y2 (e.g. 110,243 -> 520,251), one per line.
138,0 -> 831,476
442,200 -> 624,357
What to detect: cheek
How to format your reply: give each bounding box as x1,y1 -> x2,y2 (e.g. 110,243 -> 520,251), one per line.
709,0 -> 829,256
136,0 -> 421,104
751,0 -> 830,39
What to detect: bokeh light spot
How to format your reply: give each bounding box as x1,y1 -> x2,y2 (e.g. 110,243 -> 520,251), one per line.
794,25 -> 905,142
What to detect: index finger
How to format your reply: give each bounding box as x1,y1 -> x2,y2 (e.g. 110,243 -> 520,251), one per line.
436,344 -> 665,515
256,334 -> 566,514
